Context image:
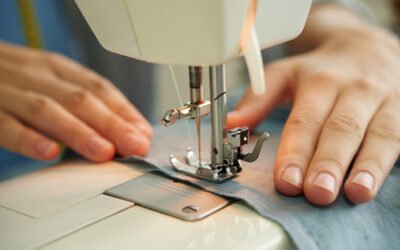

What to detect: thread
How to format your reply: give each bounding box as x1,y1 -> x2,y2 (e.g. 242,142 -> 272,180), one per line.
168,65 -> 196,149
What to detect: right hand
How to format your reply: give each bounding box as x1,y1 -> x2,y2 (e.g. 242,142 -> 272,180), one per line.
0,41 -> 152,162
227,26 -> 400,205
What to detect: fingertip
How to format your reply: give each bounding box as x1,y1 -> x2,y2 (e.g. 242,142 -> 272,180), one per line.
227,110 -> 256,130
127,136 -> 150,157
344,181 -> 375,204
94,145 -> 115,162
34,140 -> 61,161
304,172 -> 339,206
136,138 -> 151,157
275,180 -> 303,196
275,165 -> 304,196
136,122 -> 153,139
43,142 -> 61,160
304,184 -> 337,206
117,133 -> 150,157
227,111 -> 242,129
86,136 -> 115,162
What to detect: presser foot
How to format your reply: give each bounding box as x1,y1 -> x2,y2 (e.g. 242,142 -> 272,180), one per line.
169,148 -> 238,183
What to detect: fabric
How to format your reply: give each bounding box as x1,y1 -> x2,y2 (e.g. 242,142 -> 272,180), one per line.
121,124 -> 400,250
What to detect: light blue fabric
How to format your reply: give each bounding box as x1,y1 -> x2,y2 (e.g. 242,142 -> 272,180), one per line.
121,124 -> 400,250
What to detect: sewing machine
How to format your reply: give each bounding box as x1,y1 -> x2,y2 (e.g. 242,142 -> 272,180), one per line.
0,1 -> 312,249
75,0 -> 311,182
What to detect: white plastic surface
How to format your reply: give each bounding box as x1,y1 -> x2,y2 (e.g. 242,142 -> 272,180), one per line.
243,25 -> 265,95
74,0 -> 311,65
0,159 -> 292,250
0,195 -> 133,250
0,161 -> 142,218
43,202 -> 294,250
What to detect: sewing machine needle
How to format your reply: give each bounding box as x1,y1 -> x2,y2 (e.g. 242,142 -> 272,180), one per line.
196,110 -> 201,168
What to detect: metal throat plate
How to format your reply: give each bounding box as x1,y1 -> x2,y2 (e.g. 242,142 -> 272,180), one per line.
105,172 -> 233,221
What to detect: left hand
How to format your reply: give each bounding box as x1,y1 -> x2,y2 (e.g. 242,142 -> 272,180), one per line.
0,42 -> 152,162
228,27 -> 400,205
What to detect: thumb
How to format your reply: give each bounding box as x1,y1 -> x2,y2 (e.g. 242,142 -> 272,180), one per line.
227,61 -> 295,131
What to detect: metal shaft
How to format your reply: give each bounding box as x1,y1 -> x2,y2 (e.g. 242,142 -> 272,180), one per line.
209,65 -> 227,165
189,66 -> 203,104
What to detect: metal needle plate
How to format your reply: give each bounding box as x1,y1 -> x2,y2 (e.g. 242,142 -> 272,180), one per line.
105,172 -> 233,221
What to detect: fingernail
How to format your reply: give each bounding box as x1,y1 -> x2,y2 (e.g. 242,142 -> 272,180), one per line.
87,136 -> 110,155
281,165 -> 303,188
120,133 -> 147,155
35,140 -> 57,157
351,172 -> 374,191
313,172 -> 336,193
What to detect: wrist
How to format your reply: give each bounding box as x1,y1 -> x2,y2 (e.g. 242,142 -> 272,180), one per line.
289,4 -> 374,54
321,24 -> 400,54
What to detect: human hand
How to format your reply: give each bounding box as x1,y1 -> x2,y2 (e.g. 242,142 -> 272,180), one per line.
228,23 -> 400,205
0,41 -> 152,162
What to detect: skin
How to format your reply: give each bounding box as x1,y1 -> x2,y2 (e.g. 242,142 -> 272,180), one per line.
0,41 -> 152,162
227,4 -> 400,205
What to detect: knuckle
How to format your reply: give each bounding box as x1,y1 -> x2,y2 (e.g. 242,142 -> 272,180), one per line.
315,157 -> 347,176
115,103 -> 133,116
89,79 -> 108,93
369,122 -> 400,145
354,78 -> 374,89
282,147 -> 311,164
20,67 -> 40,81
288,111 -> 321,133
356,159 -> 385,177
64,89 -> 93,108
307,71 -> 339,85
86,74 -> 114,94
44,52 -> 66,64
353,78 -> 384,95
19,66 -> 52,82
103,114 -> 124,132
27,95 -> 51,115
325,113 -> 364,139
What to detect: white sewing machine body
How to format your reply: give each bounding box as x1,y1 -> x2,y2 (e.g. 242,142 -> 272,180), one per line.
0,158 -> 294,250
75,0 -> 311,65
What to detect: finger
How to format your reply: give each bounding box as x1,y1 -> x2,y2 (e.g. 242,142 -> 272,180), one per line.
0,66 -> 150,156
0,110 -> 60,160
304,83 -> 385,205
19,73 -> 149,156
227,61 -> 295,131
0,85 -> 115,162
0,43 -> 152,138
345,98 -> 400,204
44,53 -> 153,137
54,85 -> 151,157
274,74 -> 339,196
0,41 -> 42,64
